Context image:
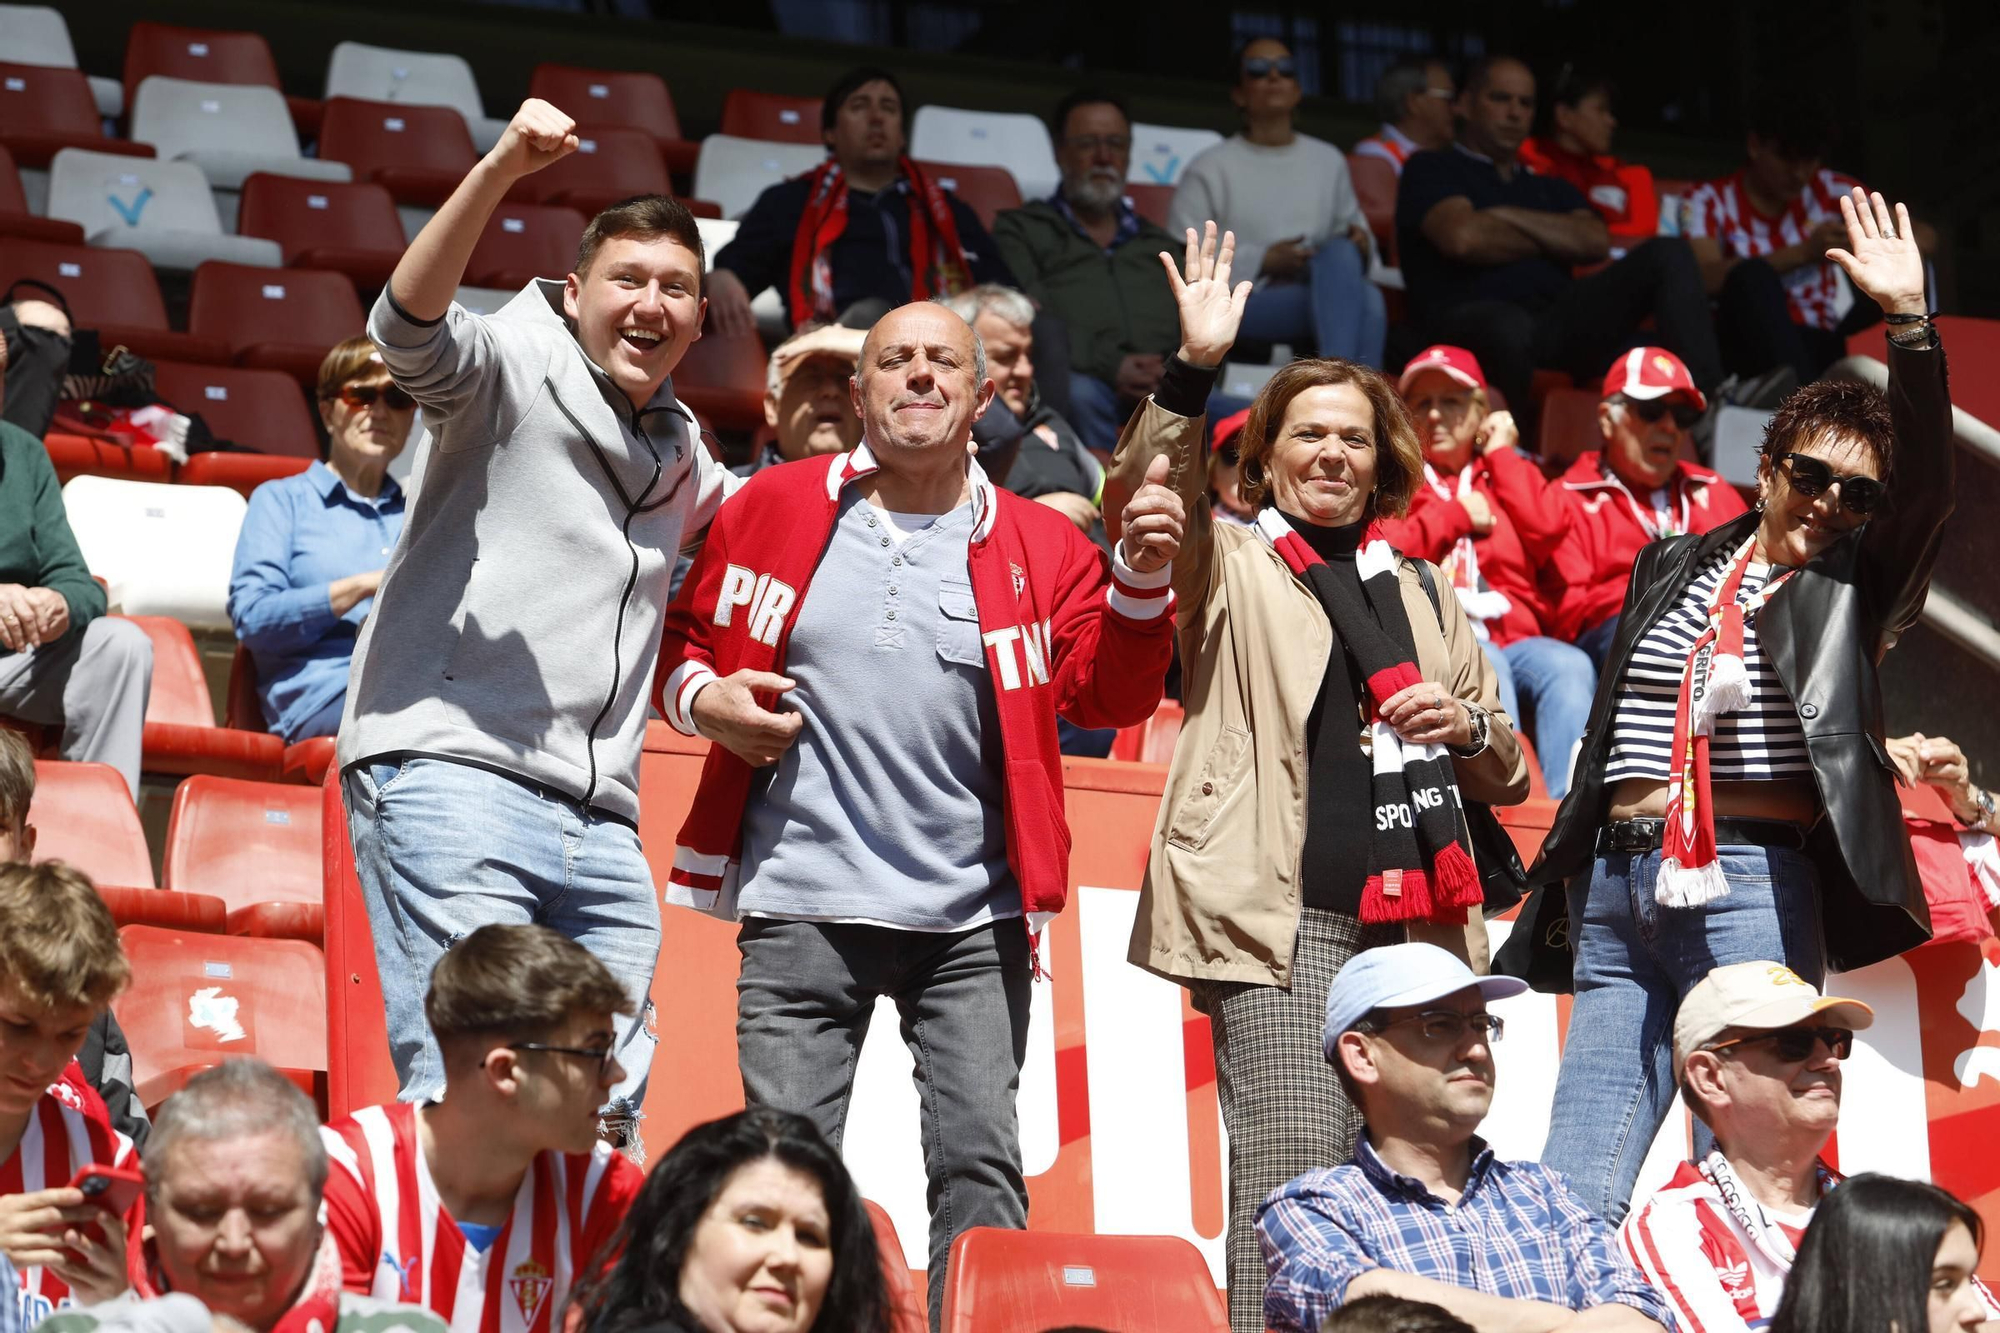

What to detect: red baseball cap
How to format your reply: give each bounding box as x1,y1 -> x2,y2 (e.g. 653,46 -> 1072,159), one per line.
1398,345 -> 1486,394
1601,346 -> 1707,411
1213,407 -> 1251,455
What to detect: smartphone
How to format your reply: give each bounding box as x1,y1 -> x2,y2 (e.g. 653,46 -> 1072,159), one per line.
66,1164 -> 143,1217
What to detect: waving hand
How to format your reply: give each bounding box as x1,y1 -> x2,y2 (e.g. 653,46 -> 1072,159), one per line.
1160,221 -> 1253,369
1824,188 -> 1926,318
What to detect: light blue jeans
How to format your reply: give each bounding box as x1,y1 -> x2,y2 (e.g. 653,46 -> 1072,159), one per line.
1486,635 -> 1597,800
1540,843 -> 1825,1222
342,756 -> 660,1130
1238,236 -> 1388,368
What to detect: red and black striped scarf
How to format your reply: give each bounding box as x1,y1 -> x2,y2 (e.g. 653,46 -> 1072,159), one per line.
787,156 -> 971,326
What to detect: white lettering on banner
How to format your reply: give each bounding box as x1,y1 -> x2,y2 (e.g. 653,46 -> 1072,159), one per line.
714,565 -> 756,627
982,621 -> 1055,691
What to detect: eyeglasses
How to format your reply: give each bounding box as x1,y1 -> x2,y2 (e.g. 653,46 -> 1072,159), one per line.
1774,452 -> 1887,516
1242,57 -> 1298,81
1063,134 -> 1132,153
337,383 -> 415,412
1624,399 -> 1702,430
1705,1025 -> 1853,1063
1360,1010 -> 1505,1045
507,1042 -> 619,1079
1424,87 -> 1457,100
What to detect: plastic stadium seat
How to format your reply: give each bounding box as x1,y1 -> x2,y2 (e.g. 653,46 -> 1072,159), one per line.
1124,182 -> 1172,229
48,148 -> 283,272
130,76 -> 349,193
225,644 -> 338,785
1126,121 -> 1222,187
452,285 -> 516,316
940,1228 -> 1226,1333
0,142 -> 84,243
318,96 -> 481,209
189,260 -> 368,384
176,453 -> 313,497
465,203 -> 588,290
237,173 -> 405,289
40,433 -> 174,486
154,361 -> 320,459
719,89 -> 824,145
1349,152 -> 1399,264
910,106 -> 1059,203
864,1201 -> 928,1333
914,161 -> 1021,230
528,127 -> 671,218
0,5 -> 120,115
119,614 -> 286,781
1849,315 -> 2000,429
324,41 -> 506,152
61,479 -> 248,630
0,62 -> 153,169
322,769 -> 400,1115
674,329 -> 769,431
121,21 -> 318,136
165,776 -> 324,942
1537,387 -> 1604,468
1110,699 -> 1183,765
527,64 -> 700,174
29,759 -> 156,887
0,237 -> 229,365
113,925 -> 327,1111
693,134 -> 826,221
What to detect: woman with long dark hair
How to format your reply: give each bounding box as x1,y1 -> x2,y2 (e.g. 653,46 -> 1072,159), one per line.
1770,1174 -> 1991,1333
570,1107 -> 890,1333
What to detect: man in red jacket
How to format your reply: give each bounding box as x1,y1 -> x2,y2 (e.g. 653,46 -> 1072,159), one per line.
655,299 -> 1183,1324
1552,347 -> 1748,668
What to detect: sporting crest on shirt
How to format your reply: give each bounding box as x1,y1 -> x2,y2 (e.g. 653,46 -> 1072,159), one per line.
509,1259 -> 553,1328
1032,424 -> 1061,449
1010,562 -> 1026,598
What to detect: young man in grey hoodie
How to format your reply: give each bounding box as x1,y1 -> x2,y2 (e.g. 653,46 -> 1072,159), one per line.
336,99 -> 737,1144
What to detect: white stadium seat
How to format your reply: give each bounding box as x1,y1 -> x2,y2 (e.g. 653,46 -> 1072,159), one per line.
1127,122 -> 1223,187
691,216 -> 785,333
61,477 -> 248,632
692,134 -> 825,221
131,76 -> 351,191
324,41 -> 508,152
909,105 -> 1059,203
47,148 -> 282,271
0,4 -> 122,116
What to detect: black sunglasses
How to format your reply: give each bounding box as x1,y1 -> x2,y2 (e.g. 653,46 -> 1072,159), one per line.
1774,451 -> 1887,516
1243,57 -> 1297,81
1706,1025 -> 1854,1063
1625,399 -> 1702,430
338,383 -> 416,412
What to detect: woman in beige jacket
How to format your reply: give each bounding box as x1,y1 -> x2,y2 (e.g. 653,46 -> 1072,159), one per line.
1107,225 -> 1529,1333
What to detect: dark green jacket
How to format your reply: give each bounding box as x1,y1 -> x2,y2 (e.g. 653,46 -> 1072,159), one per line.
0,419 -> 104,655
991,200 -> 1182,385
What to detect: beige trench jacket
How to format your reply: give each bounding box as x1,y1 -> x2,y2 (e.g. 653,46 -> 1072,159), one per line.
1109,397 -> 1530,990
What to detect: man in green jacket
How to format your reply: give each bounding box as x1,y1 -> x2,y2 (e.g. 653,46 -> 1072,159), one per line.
0,420 -> 152,799
993,90 -> 1183,451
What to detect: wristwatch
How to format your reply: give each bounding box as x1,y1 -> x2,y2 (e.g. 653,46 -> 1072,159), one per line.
1967,786 -> 1997,832
1449,702 -> 1492,758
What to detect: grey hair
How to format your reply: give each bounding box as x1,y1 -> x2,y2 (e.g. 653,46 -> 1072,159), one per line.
941,284 -> 1035,336
1375,57 -> 1440,124
143,1059 -> 329,1202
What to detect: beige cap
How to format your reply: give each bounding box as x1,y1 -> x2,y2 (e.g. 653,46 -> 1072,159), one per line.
768,324 -> 866,395
1673,962 -> 1874,1078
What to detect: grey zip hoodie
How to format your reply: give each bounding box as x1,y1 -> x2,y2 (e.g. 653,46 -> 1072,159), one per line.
337,280 -> 735,822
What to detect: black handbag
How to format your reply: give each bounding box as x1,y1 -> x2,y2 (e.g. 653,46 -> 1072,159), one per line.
2,278 -> 157,407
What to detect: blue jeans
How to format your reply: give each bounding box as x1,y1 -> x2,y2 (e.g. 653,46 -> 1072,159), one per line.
1066,372 -> 1129,453
1540,844 -> 1825,1222
1485,636 -> 1596,800
1237,237 -> 1387,368
342,756 -> 661,1129
1575,616 -> 1621,673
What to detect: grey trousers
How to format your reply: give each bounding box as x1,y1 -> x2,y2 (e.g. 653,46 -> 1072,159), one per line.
0,617 -> 152,799
735,916 -> 1032,1332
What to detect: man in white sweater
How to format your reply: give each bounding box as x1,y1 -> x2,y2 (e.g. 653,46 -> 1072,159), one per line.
1169,38 -> 1387,368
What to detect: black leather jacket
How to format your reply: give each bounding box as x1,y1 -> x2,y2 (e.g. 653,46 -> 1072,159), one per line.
1498,334 -> 1953,988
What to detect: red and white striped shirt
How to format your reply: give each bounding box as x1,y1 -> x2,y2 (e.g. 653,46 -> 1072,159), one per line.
1680,168 -> 1864,330
1354,123 -> 1417,174
3,1066 -> 136,1330
320,1104 -> 640,1333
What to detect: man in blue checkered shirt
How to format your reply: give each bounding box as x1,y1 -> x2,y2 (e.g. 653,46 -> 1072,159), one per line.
1257,943 -> 1674,1333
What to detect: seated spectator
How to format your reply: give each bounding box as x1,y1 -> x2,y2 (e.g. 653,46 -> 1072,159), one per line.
705,67 -> 1012,337
568,1106 -> 889,1333
228,338 -> 411,744
321,924 -> 640,1322
0,862 -> 133,1330
1622,962 -> 1882,1333
1395,55 -> 1721,426
1259,942 -> 1668,1333
1551,347 -> 1745,668
1323,1295 -> 1475,1333
1207,407 -> 1256,528
1354,58 -> 1458,176
1684,90 -> 1937,387
1768,1174 -> 1993,1333
1171,39 -> 1386,369
750,325 -> 867,473
1379,346 -> 1594,798
992,90 -> 1180,451
1519,68 -> 1659,249
0,419 -> 151,801
0,295 -> 73,442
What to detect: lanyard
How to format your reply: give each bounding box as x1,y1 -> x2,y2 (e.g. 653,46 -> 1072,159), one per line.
1600,464 -> 1689,540
1698,1150 -> 1834,1268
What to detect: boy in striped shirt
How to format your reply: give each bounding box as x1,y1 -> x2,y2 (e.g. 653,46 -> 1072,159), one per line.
320,925 -> 642,1333
0,864 -> 134,1328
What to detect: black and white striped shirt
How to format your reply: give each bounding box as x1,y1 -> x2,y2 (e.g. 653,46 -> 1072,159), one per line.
1604,550 -> 1809,782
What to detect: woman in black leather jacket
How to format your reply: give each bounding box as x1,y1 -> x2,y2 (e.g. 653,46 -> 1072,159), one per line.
1498,189 -> 1950,1222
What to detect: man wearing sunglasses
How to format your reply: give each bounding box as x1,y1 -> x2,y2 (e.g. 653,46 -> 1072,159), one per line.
321,924 -> 642,1329
1259,943 -> 1671,1333
1553,346 -> 1747,668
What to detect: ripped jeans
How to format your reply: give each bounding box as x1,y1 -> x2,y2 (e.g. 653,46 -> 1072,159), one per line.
342,756 -> 660,1136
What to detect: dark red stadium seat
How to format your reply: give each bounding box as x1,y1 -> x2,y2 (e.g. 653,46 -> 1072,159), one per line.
0,143 -> 85,244
914,161 -> 1021,231
1111,700 -> 1183,765
0,63 -> 154,169
527,64 -> 699,175
188,261 -> 367,384
465,203 -> 589,290
1349,152 -> 1398,264
124,615 -> 285,782
113,925 -> 327,1111
864,1201 -> 928,1333
154,361 -> 320,459
719,89 -> 824,145
322,768 -> 399,1116
164,775 -> 324,942
224,644 -> 339,785
40,434 -> 176,486
237,173 -> 405,290
1125,181 -> 1173,229
318,96 -> 481,208
29,759 -> 157,888
1537,387 -> 1603,469
1849,316 -> 2000,429
0,238 -> 229,365
940,1228 -> 1227,1333
176,452 -> 313,497
673,329 -> 769,432
120,21 -> 319,136
94,886 -> 229,934
527,127 -> 671,218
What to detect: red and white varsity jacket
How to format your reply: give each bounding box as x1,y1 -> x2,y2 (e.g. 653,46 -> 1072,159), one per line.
653,442 -> 1175,927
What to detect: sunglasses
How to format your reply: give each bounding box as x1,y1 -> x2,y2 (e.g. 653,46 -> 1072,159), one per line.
1624,399 -> 1702,430
1243,57 -> 1298,81
1774,451 -> 1887,516
1361,1009 -> 1505,1045
1706,1025 -> 1854,1063
337,383 -> 415,412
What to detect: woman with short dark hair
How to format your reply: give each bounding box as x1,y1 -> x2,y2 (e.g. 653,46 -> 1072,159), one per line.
1770,1174 -> 1992,1333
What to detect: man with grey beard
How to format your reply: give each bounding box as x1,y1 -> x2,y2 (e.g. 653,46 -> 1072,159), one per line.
993,90 -> 1182,450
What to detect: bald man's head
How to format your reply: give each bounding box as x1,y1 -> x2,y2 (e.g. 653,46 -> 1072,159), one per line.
1459,55 -> 1535,159
851,302 -> 993,462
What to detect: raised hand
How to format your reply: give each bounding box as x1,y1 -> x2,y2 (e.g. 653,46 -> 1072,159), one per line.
1119,454 -> 1186,575
487,98 -> 580,182
1159,221 -> 1253,369
1825,188 -> 1926,318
